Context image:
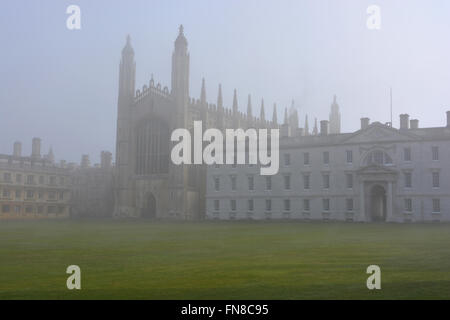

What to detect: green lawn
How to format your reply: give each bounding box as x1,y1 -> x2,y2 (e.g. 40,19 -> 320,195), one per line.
0,220 -> 449,299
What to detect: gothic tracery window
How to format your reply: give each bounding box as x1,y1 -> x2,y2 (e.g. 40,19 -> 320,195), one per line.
135,118 -> 170,175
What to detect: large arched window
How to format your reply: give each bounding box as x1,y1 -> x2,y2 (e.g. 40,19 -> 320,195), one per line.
364,150 -> 393,166
135,118 -> 170,175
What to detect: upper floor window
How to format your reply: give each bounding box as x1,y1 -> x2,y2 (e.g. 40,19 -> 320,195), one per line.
304,152 -> 310,165
432,146 -> 439,161
346,150 -> 353,164
248,176 -> 254,191
364,150 -> 393,166
404,172 -> 412,188
323,174 -> 330,189
284,153 -> 291,166
3,172 -> 11,182
404,147 -> 412,161
432,172 -> 440,188
230,176 -> 236,191
284,175 -> 291,190
303,174 -> 310,190
214,177 -> 220,191
346,173 -> 353,189
323,151 -> 330,165
26,175 -> 34,185
265,176 -> 272,190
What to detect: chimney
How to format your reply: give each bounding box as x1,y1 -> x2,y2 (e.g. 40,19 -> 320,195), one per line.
31,137 -> 41,158
360,118 -> 370,130
101,151 -> 112,169
447,111 -> 450,128
81,155 -> 90,168
400,114 -> 409,130
13,141 -> 22,157
410,119 -> 419,129
320,120 -> 329,136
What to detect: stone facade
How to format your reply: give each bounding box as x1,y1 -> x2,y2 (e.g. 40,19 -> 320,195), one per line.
113,26 -> 296,219
0,139 -> 72,219
206,113 -> 450,223
70,152 -> 114,218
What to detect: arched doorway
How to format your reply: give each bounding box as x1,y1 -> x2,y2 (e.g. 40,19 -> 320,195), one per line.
141,193 -> 156,219
370,185 -> 386,222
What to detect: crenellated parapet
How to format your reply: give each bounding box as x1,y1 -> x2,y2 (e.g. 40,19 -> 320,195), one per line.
134,76 -> 171,103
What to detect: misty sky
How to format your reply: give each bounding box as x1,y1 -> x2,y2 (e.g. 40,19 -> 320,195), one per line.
1,0 -> 450,164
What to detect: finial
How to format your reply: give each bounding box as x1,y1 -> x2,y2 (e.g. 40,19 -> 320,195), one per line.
200,78 -> 206,103
217,84 -> 223,109
284,107 -> 288,124
232,89 -> 238,112
126,34 -> 131,44
179,24 -> 184,35
273,103 -> 278,124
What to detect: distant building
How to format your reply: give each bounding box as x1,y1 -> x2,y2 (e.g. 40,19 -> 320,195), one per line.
0,138 -> 72,219
70,151 -> 114,218
329,95 -> 341,134
206,112 -> 450,223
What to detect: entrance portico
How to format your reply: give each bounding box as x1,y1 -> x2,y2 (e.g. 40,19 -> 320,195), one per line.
357,165 -> 397,222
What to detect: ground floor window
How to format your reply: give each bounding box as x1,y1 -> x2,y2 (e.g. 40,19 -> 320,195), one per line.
432,199 -> 440,213
404,199 -> 412,212
346,198 -> 354,212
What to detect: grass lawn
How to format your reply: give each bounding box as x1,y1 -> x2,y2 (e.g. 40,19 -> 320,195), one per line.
0,220 -> 449,299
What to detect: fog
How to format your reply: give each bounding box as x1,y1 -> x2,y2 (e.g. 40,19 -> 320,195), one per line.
1,0 -> 450,163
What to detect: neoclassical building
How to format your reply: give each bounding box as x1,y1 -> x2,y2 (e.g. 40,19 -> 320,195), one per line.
206,113 -> 450,223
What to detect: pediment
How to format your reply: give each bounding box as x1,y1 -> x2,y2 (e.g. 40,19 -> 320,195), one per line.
343,123 -> 419,144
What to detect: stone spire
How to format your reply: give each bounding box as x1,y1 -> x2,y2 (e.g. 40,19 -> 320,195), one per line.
232,89 -> 238,114
247,94 -> 252,118
304,114 -> 309,136
329,94 -> 341,134
284,107 -> 288,125
313,117 -> 318,135
122,34 -> 134,56
47,147 -> 54,163
217,84 -> 223,110
272,103 -> 278,125
200,78 -> 206,104
260,99 -> 265,122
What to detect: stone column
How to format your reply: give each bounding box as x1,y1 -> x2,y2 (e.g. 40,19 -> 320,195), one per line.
359,182 -> 365,222
386,181 -> 393,222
